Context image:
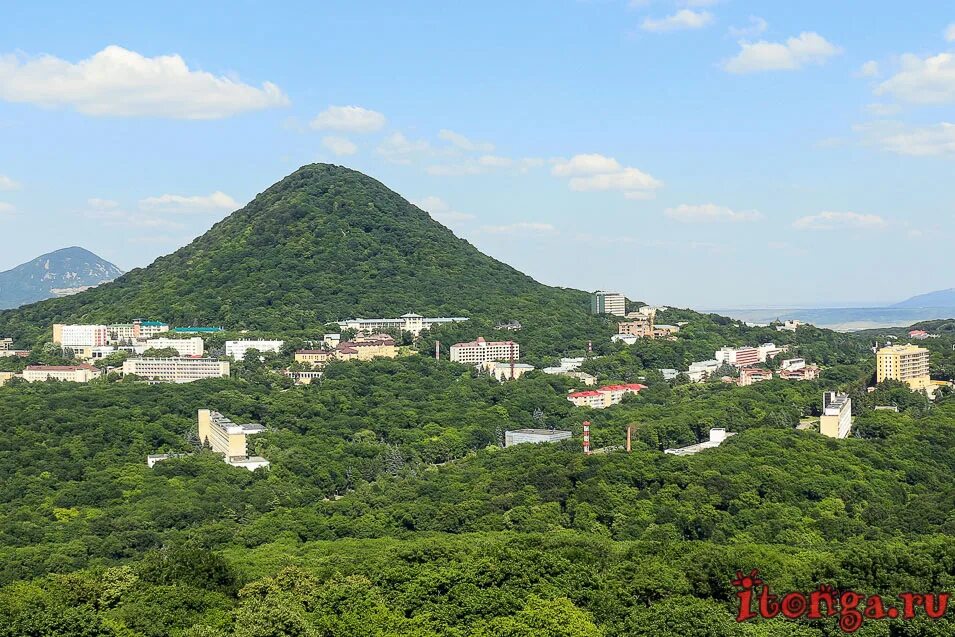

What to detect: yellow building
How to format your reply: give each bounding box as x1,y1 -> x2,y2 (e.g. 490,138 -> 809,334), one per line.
876,344 -> 931,391
294,349 -> 334,367
197,409 -> 270,470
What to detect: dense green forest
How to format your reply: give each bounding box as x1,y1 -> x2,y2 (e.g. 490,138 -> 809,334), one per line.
4,165 -> 955,635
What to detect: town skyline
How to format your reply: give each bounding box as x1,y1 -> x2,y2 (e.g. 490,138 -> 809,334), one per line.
2,1 -> 955,307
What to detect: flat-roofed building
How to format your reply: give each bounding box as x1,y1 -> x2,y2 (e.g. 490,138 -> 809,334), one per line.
122,357 -> 230,383
22,364 -> 102,383
450,337 -> 519,364
780,358 -> 806,371
294,349 -> 335,367
591,291 -> 626,317
876,344 -> 931,391
0,337 -> 11,350
715,346 -> 760,368
142,337 -> 205,357
618,316 -> 653,338
337,313 -> 467,337
653,324 -> 680,338
53,324 -> 108,349
665,428 -> 735,456
739,368 -> 774,386
225,340 -> 284,361
285,369 -> 324,385
820,392 -> 852,439
505,429 -> 572,447
197,409 -> 269,471
480,360 -> 535,381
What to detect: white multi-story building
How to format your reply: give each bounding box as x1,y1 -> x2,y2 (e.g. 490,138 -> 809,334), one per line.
715,346 -> 760,368
53,324 -> 109,349
665,428 -> 734,456
757,343 -> 785,362
687,359 -> 720,382
591,291 -> 626,317
820,392 -> 852,439
197,409 -> 270,471
225,340 -> 284,361
141,337 -> 205,357
780,358 -> 806,371
337,313 -> 468,337
0,338 -> 12,350
450,337 -> 519,364
22,364 -> 102,383
122,358 -> 230,383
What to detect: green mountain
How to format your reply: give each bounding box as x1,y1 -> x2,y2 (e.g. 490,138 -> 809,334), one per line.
0,246 -> 122,310
0,164 -> 603,347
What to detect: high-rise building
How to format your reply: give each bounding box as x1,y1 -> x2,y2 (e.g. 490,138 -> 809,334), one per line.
876,345 -> 931,391
53,324 -> 109,349
591,291 -> 626,317
820,392 -> 852,439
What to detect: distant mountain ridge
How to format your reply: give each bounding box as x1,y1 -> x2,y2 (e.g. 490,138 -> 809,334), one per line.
0,164 -> 603,346
893,288 -> 955,309
0,247 -> 122,310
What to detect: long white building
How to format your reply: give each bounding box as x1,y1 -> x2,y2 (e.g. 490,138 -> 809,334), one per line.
122,358 -> 230,383
141,337 -> 205,357
225,340 -> 284,361
22,364 -> 102,383
337,313 -> 467,337
450,337 -> 519,364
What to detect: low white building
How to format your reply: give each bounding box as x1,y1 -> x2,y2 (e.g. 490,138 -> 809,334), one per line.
687,360 -> 720,383
338,313 -> 467,337
22,364 -> 102,383
225,340 -> 284,361
664,428 -> 735,456
780,358 -> 806,371
123,357 -> 230,383
505,429 -> 572,447
481,361 -> 535,381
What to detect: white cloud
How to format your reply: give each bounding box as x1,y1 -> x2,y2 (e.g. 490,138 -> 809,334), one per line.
946,23 -> 955,42
642,10 -> 713,33
85,208 -> 185,230
792,211 -> 887,230
438,129 -> 494,152
321,136 -> 358,156
427,155 -> 543,176
0,45 -> 288,119
723,32 -> 841,74
665,203 -> 762,223
376,132 -> 431,164
855,120 -> 955,157
87,197 -> 119,209
728,16 -> 768,38
412,195 -> 475,225
310,105 -> 386,133
552,153 -> 662,199
875,53 -> 955,105
139,191 -> 238,213
0,174 -> 19,190
0,202 -> 15,215
864,103 -> 901,117
481,222 -> 557,235
857,60 -> 880,78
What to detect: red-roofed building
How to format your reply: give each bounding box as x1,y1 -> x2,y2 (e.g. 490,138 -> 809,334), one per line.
567,383 -> 646,409
778,365 -> 820,381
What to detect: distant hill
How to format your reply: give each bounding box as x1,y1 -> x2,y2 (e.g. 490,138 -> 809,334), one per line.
893,288 -> 955,309
0,164 -> 606,347
0,247 -> 122,310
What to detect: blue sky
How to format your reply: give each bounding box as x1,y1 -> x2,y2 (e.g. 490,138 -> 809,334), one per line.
1,1 -> 954,308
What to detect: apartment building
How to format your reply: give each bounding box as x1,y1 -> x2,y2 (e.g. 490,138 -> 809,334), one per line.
294,349 -> 335,367
876,344 -> 931,391
450,337 -> 519,364
591,291 -> 626,317
820,392 -> 852,439
0,338 -> 11,350
141,337 -> 205,357
122,357 -> 230,383
664,428 -> 734,456
567,383 -> 646,409
337,313 -> 467,337
225,340 -> 284,361
22,364 -> 102,383
109,319 -> 170,342
778,365 -> 820,381
197,409 -> 270,471
687,359 -> 720,382
757,343 -> 785,362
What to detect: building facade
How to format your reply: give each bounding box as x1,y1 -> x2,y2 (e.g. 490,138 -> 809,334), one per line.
591,291 -> 626,317
122,357 -> 230,383
225,340 -> 285,361
450,337 -> 519,364
566,383 -> 646,409
820,392 -> 852,439
504,429 -> 572,447
197,409 -> 270,470
618,316 -> 653,338
337,313 -> 467,337
876,345 -> 931,391
22,364 -> 102,383
480,361 -> 535,381
142,337 -> 205,357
